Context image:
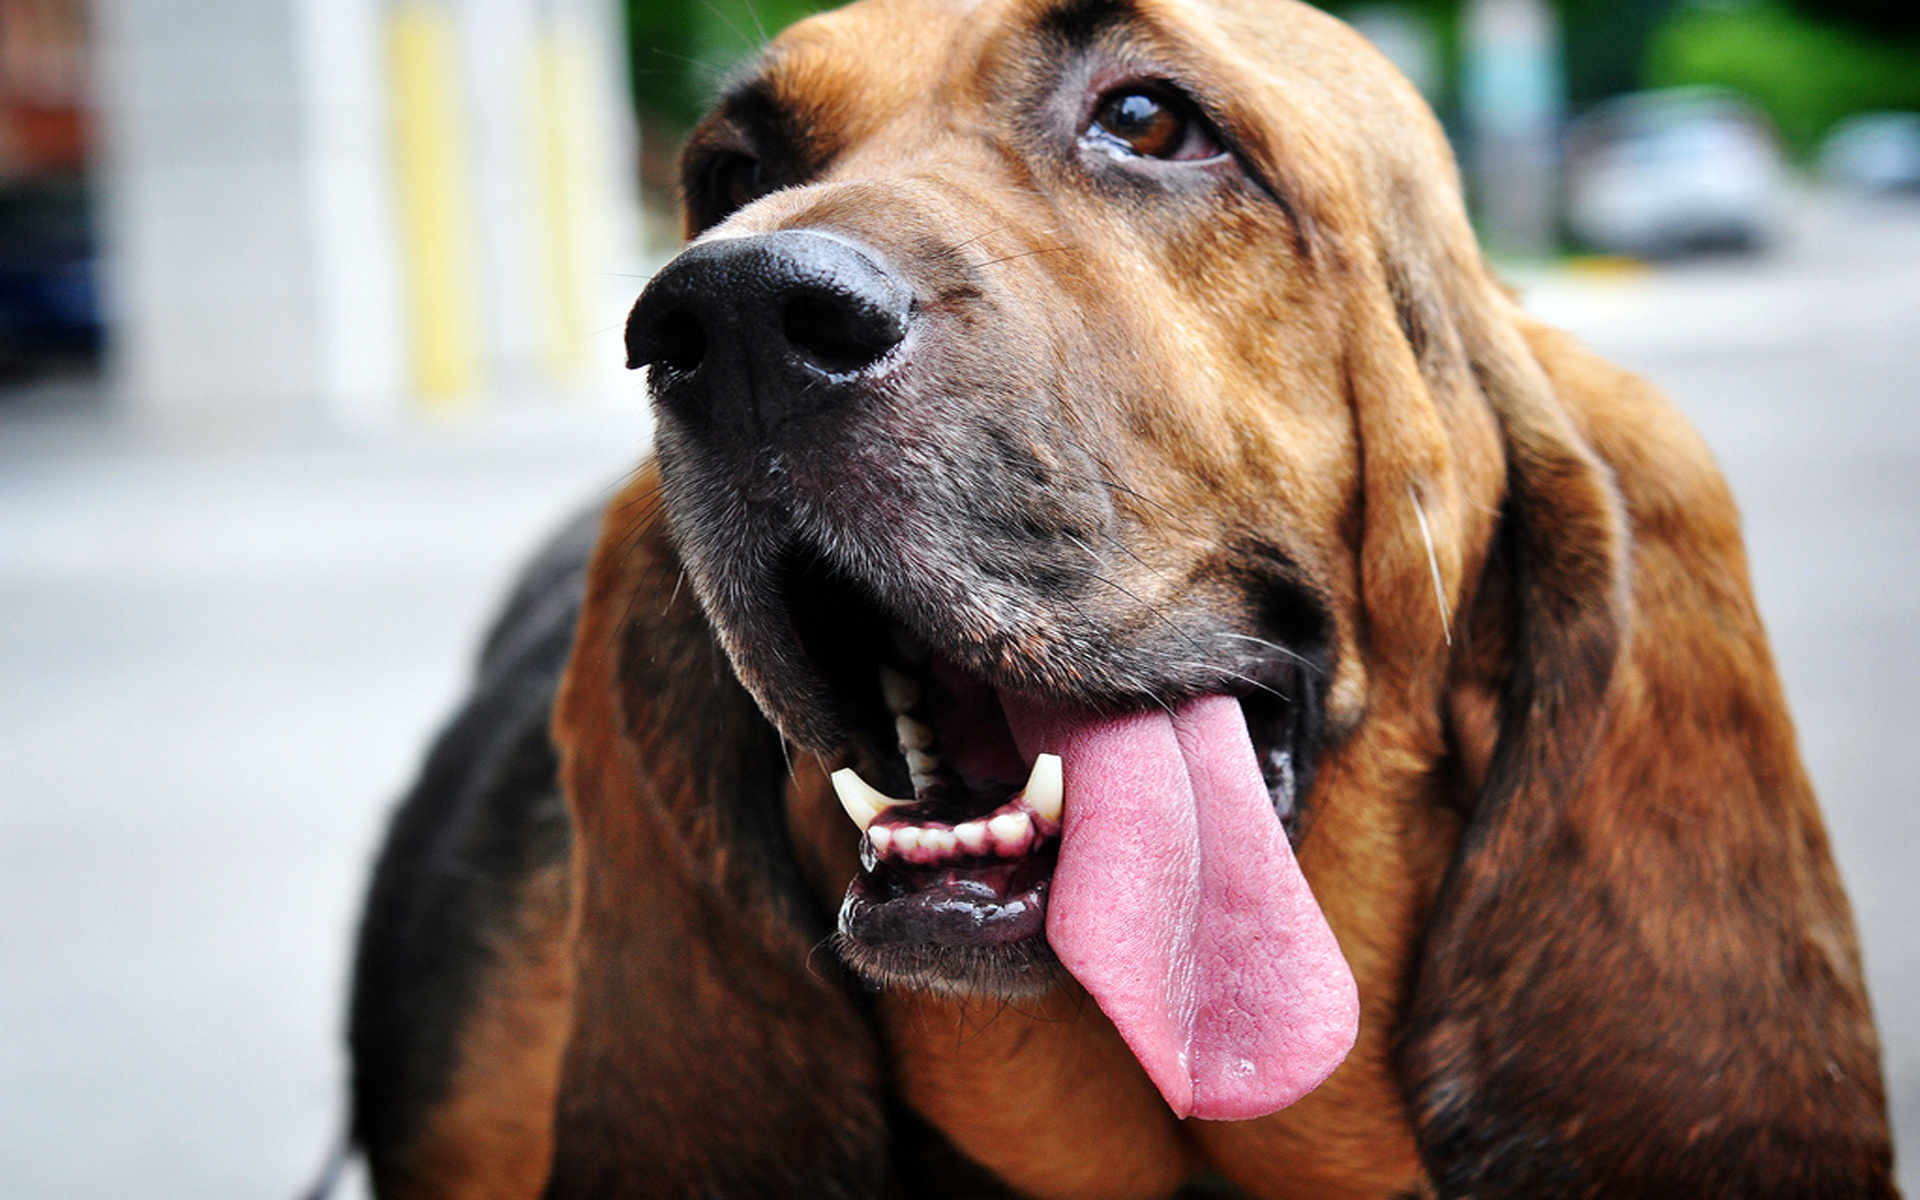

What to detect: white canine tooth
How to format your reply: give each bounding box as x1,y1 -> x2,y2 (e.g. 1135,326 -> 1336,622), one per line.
895,714 -> 935,751
868,825 -> 893,855
831,768 -> 910,831
905,748 -> 941,776
879,666 -> 921,715
955,821 -> 990,855
988,811 -> 1031,853
894,826 -> 923,854
1022,753 -> 1064,824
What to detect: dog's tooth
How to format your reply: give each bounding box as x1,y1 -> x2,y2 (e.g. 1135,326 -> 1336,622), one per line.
955,820 -> 990,855
831,768 -> 910,831
894,825 -> 923,854
868,825 -> 893,856
925,828 -> 959,856
1021,753 -> 1064,824
895,715 -> 935,751
879,666 -> 921,716
988,811 -> 1031,854
905,748 -> 941,776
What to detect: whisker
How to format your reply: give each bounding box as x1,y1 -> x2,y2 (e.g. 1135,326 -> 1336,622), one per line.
1165,661 -> 1292,701
1213,631 -> 1321,672
953,224 -> 1011,253
1074,565 -> 1210,661
976,246 -> 1070,269
805,935 -> 837,982
1408,483 -> 1453,646
1061,459 -> 1202,539
696,0 -> 764,53
738,0 -> 771,47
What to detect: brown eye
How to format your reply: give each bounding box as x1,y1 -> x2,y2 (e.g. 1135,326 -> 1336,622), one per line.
1087,87 -> 1219,160
708,153 -> 767,214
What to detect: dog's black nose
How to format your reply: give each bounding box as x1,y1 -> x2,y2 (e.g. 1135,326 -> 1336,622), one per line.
626,230 -> 912,434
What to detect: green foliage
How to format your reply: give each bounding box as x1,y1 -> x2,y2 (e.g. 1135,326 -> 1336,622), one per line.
1647,3 -> 1920,155
1556,0 -> 1678,106
626,0 -> 835,128
1316,0 -> 1685,114
1788,0 -> 1920,39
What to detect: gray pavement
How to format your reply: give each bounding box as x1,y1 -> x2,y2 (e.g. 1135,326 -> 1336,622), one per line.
1,191 -> 1917,1197
0,399 -> 653,1199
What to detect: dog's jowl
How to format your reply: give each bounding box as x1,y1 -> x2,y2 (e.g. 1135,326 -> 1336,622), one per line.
345,0 -> 1899,1197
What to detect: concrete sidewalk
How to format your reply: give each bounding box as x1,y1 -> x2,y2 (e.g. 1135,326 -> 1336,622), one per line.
0,399 -> 651,1198
1,191 -> 1916,1197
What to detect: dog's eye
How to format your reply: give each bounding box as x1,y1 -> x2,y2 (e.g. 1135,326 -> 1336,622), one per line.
706,152 -> 769,214
1085,86 -> 1220,160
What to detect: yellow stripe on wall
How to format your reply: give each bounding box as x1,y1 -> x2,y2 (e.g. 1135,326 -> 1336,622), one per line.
533,30 -> 592,382
388,2 -> 483,410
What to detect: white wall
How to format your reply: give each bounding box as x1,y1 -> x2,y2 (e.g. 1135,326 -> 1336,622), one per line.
95,0 -> 640,431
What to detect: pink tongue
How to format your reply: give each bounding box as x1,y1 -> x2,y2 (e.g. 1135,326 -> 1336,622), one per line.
1001,693 -> 1358,1121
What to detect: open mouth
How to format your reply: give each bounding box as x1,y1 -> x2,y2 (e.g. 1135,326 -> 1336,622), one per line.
779,546 -> 1318,999
829,629 -> 1068,994
776,542 -> 1358,1120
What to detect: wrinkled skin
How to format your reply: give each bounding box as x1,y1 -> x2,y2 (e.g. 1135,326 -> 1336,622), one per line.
345,0 -> 1898,1197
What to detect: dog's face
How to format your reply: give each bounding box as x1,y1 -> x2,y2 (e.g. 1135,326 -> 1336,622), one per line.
627,0 -> 1499,1119
567,0 -> 1893,1186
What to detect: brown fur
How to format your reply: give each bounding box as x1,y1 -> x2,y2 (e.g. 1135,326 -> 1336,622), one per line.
371,0 -> 1896,1195
379,860 -> 572,1200
544,478 -> 896,1197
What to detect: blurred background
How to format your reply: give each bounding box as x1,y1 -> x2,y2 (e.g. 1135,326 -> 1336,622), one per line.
0,0 -> 1914,1195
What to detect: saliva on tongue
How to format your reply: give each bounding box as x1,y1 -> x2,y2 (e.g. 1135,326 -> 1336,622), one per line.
1000,692 -> 1359,1121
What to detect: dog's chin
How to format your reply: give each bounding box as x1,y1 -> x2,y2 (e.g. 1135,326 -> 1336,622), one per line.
829,875 -> 1067,998
715,543 -> 1321,1001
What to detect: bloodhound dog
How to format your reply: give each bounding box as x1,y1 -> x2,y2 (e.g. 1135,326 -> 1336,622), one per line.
345,0 -> 1899,1195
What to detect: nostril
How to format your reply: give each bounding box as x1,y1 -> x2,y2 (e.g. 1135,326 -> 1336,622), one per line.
783,290 -> 903,373
651,308 -> 707,373
628,230 -> 912,429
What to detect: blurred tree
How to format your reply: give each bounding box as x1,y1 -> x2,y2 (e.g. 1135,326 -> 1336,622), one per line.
1317,0 -> 1687,114
626,0 -> 829,129
1648,2 -> 1920,154
1787,0 -> 1920,38
1555,0 -> 1676,106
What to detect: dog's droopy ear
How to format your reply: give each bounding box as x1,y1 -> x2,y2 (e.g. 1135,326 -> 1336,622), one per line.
545,464 -> 892,1198
1401,310 -> 1896,1198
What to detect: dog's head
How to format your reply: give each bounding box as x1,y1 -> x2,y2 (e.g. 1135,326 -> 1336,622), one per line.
576,0 -> 1896,1190
623,0 -> 1568,1121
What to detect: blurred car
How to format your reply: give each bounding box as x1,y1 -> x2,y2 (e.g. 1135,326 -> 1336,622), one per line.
1819,112 -> 1920,195
1564,87 -> 1788,258
0,176 -> 102,379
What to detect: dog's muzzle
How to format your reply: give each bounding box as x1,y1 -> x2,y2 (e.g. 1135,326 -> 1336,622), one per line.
623,221 -> 1356,1123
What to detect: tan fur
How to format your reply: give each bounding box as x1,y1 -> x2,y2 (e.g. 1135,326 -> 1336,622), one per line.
387,0 -> 1894,1195
383,862 -> 572,1200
